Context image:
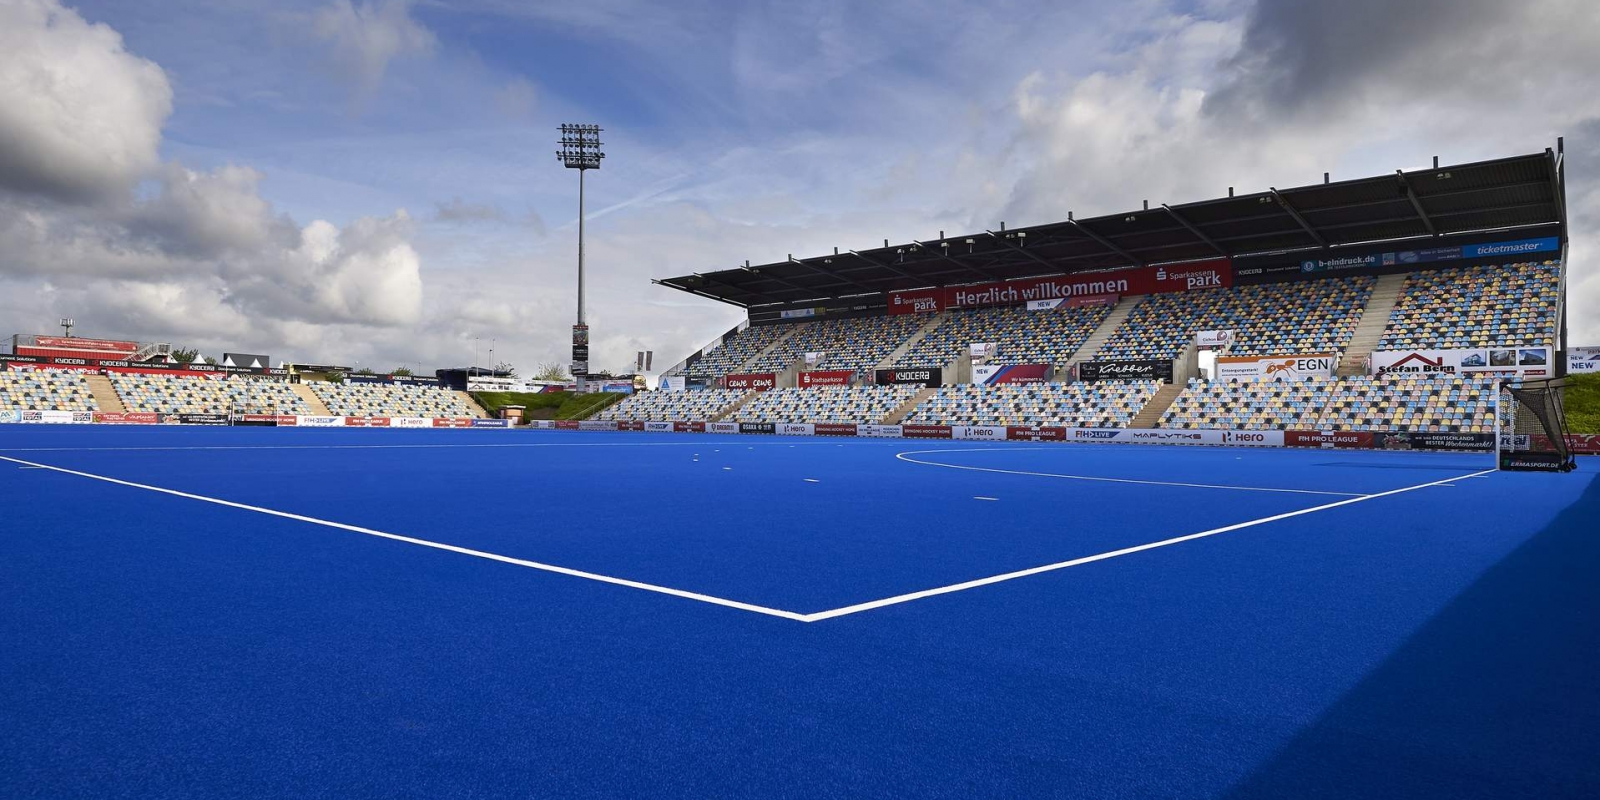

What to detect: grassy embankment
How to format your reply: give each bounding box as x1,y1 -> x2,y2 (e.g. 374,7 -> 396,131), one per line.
470,391 -> 626,422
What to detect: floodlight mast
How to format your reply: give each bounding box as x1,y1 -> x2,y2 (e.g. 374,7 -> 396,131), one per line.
557,123 -> 605,392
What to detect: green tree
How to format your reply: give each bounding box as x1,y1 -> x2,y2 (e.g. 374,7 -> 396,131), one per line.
392,367 -> 414,376
533,362 -> 568,381
171,347 -> 199,364
203,356 -> 217,366
354,367 -> 375,375
494,362 -> 516,377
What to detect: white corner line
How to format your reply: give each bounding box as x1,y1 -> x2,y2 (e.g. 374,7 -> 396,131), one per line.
0,454 -> 808,623
895,448 -> 1369,497
798,467 -> 1497,622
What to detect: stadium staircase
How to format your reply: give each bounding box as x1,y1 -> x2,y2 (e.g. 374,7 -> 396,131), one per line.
884,387 -> 938,424
289,383 -> 334,416
709,392 -> 759,422
874,311 -> 950,369
737,326 -> 804,373
1065,295 -> 1140,373
455,391 -> 490,418
1336,273 -> 1407,376
84,375 -> 126,414
1127,383 -> 1184,429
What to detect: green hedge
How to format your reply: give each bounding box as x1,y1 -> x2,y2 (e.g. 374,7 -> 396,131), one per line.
470,391 -> 626,421
1566,373 -> 1600,434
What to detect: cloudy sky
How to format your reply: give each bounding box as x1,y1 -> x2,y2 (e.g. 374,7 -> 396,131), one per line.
1,0 -> 1595,374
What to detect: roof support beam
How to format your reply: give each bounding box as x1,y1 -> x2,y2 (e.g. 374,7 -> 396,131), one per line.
694,272 -> 785,306
984,230 -> 1066,272
910,239 -> 1003,282
1270,188 -> 1328,247
847,249 -> 933,285
788,257 -> 879,294
1396,171 -> 1438,237
651,279 -> 750,308
1061,221 -> 1144,266
737,266 -> 816,299
1161,204 -> 1229,257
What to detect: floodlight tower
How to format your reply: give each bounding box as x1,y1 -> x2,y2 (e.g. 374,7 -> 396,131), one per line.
557,123 -> 605,391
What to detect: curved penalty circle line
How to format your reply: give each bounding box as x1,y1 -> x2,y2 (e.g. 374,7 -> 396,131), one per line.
894,447 -> 1367,497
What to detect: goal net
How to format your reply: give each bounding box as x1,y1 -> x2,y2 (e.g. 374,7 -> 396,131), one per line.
1495,378 -> 1577,472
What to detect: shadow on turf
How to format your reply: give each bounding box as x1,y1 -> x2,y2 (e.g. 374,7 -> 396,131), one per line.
1225,470 -> 1600,799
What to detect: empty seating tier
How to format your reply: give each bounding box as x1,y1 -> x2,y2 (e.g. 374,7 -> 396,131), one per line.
596,389 -> 745,421
902,381 -> 1160,428
109,373 -> 308,415
0,370 -> 96,412
1377,261 -> 1559,350
1159,375 -> 1497,433
751,315 -> 927,375
310,382 -> 474,417
896,304 -> 1109,368
683,325 -> 793,378
734,386 -> 920,424
1097,277 -> 1374,361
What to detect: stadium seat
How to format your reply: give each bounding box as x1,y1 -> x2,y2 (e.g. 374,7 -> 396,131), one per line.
108,372 -> 309,415
1158,375 -> 1497,433
1098,277 -> 1373,361
310,382 -> 473,417
750,315 -> 928,375
896,304 -> 1110,369
1378,261 -> 1560,350
678,324 -> 795,379
901,381 -> 1159,428
595,389 -> 745,421
0,370 -> 97,412
734,386 -> 920,424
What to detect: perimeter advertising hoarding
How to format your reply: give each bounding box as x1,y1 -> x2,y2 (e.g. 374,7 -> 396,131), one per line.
344,417 -> 391,427
174,413 -> 230,426
798,370 -> 854,388
873,367 -> 942,387
1006,426 -> 1067,441
1285,431 -> 1376,449
432,417 -> 474,428
644,421 -> 674,432
739,422 -> 776,434
1077,360 -> 1174,382
887,259 -> 1230,314
0,411 -> 19,423
579,420 -> 618,431
390,417 -> 432,428
470,419 -> 510,428
857,424 -> 904,437
1214,353 -> 1335,382
973,364 -> 1052,385
674,421 -> 708,433
92,412 -> 160,424
778,423 -> 815,436
616,421 -> 645,431
1373,431 -> 1494,451
707,422 -> 739,434
813,423 -> 858,436
19,410 -> 93,424
953,425 -> 1006,440
297,415 -> 344,427
725,373 -> 777,391
900,424 -> 953,439
1371,348 -> 1551,378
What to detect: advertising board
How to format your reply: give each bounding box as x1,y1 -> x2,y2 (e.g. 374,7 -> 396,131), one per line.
873,368 -> 942,387
887,258 -> 1231,314
1371,348 -> 1551,378
798,370 -> 854,388
973,364 -> 1052,385
1214,353 -> 1335,382
1077,360 -> 1173,382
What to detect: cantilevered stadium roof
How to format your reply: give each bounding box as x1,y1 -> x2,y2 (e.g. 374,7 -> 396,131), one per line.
653,149 -> 1566,309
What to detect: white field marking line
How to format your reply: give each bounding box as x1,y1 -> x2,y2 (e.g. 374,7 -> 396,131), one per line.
974,496 -> 999,501
0,455 -> 807,623
895,448 -> 1367,497
803,467 -> 1498,622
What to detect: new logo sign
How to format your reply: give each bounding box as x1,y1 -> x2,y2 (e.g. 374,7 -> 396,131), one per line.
725,373 -> 777,391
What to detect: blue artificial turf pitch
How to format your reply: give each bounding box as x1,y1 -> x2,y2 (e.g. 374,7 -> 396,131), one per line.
2,426 -> 1597,798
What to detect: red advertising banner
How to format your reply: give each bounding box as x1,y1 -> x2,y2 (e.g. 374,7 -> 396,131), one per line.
92,412 -> 160,424
553,420 -> 580,430
1533,434 -> 1600,455
813,423 -> 859,436
887,258 -> 1231,314
1285,430 -> 1375,449
798,370 -> 854,388
432,417 -> 475,428
725,373 -> 777,391
34,336 -> 137,352
345,417 -> 391,427
901,424 -> 953,439
617,421 -> 646,431
1007,426 -> 1067,441
673,421 -> 707,433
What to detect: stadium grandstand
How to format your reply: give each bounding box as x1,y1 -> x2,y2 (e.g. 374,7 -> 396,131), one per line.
643,147 -> 1574,459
